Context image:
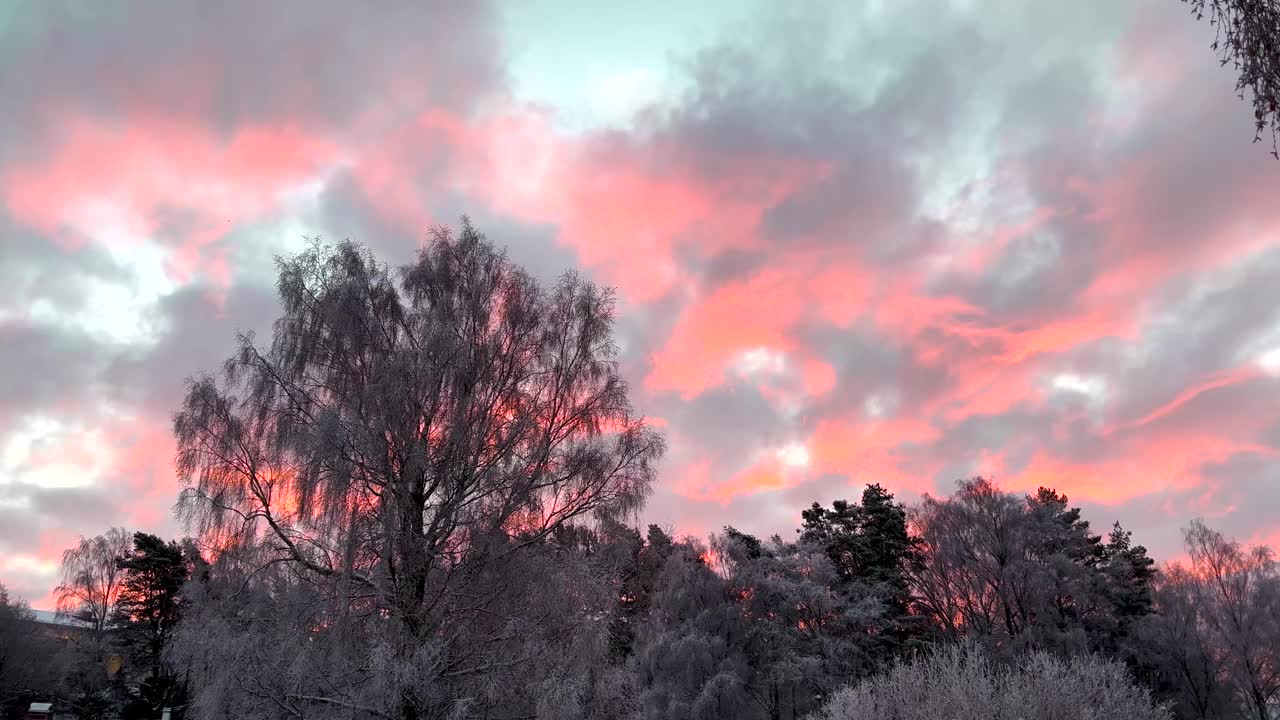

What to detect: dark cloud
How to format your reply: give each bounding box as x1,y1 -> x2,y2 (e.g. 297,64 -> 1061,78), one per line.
658,384 -> 791,459
1197,452 -> 1280,533
939,224 -> 1102,320
1080,449 -> 1280,562
0,482 -> 126,604
0,506 -> 41,554
24,484 -> 125,533
799,322 -> 948,421
0,221 -> 140,432
0,320 -> 106,427
1261,419 -> 1280,450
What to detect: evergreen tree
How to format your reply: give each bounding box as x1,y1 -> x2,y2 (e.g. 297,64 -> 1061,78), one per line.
1101,523 -> 1158,629
855,484 -> 914,588
857,484 -> 932,656
799,500 -> 861,585
798,484 -> 929,661
721,526 -> 766,561
1026,487 -> 1104,567
112,533 -> 189,719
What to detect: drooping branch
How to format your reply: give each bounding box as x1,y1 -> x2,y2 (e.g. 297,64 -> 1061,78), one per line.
1184,0 -> 1280,157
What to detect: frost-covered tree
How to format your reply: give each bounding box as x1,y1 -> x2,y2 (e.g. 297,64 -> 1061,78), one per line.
595,521 -> 677,665
808,643 -> 1170,720
629,525 -> 888,720
907,479 -> 1052,644
169,221 -> 664,720
906,479 -> 1157,658
718,530 -> 881,719
1135,563 -> 1238,720
1180,521 -> 1280,720
630,535 -> 754,720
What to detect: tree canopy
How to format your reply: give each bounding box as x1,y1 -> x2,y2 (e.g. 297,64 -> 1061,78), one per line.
170,220 -> 664,719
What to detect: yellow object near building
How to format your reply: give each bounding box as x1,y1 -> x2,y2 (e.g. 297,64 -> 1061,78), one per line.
105,654 -> 124,677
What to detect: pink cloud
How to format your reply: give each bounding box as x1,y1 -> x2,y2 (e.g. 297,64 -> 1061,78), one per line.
701,455 -> 806,504
809,416 -> 942,496
3,115 -> 339,287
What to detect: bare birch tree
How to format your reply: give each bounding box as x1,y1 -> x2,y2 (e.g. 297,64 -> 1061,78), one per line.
1181,521 -> 1280,720
169,220 -> 663,720
54,527 -> 132,635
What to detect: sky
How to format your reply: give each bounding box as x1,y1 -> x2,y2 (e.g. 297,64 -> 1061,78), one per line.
2,0 -> 1279,608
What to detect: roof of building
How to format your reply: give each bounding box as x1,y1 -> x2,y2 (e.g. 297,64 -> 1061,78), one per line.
29,609 -> 94,629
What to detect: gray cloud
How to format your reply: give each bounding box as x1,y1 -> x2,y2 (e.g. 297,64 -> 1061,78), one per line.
105,282 -> 280,417
24,484 -> 125,533
0,1 -> 504,152
1106,247 -> 1280,425
0,320 -> 106,426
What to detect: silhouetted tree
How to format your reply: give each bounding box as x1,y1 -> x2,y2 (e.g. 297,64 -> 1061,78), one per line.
169,221 -> 663,720
52,528 -> 133,719
112,532 -> 189,719
1136,563 -> 1238,720
1181,521 -> 1279,720
0,583 -> 63,714
54,528 -> 132,636
799,499 -> 861,584
1099,522 -> 1159,658
1182,0 -> 1280,157
906,478 -> 1157,659
800,484 -> 929,661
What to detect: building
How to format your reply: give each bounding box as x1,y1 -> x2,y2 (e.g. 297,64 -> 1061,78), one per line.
29,609 -> 94,632
27,609 -> 125,678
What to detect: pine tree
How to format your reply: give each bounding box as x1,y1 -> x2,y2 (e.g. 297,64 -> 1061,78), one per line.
798,484 -> 930,662
799,499 -> 861,585
1026,487 -> 1104,567
1101,523 -> 1157,623
111,533 -> 188,719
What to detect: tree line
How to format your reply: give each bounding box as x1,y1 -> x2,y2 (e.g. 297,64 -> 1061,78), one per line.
2,223 -> 1278,720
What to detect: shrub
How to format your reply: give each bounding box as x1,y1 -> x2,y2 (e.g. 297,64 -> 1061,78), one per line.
808,644 -> 1170,720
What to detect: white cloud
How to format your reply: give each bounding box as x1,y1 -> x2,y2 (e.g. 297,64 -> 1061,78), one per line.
733,346 -> 788,377
589,67 -> 667,127
1259,347 -> 1280,375
16,239 -> 174,348
0,415 -> 113,490
775,442 -> 810,468
863,388 -> 901,419
1050,373 -> 1108,410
